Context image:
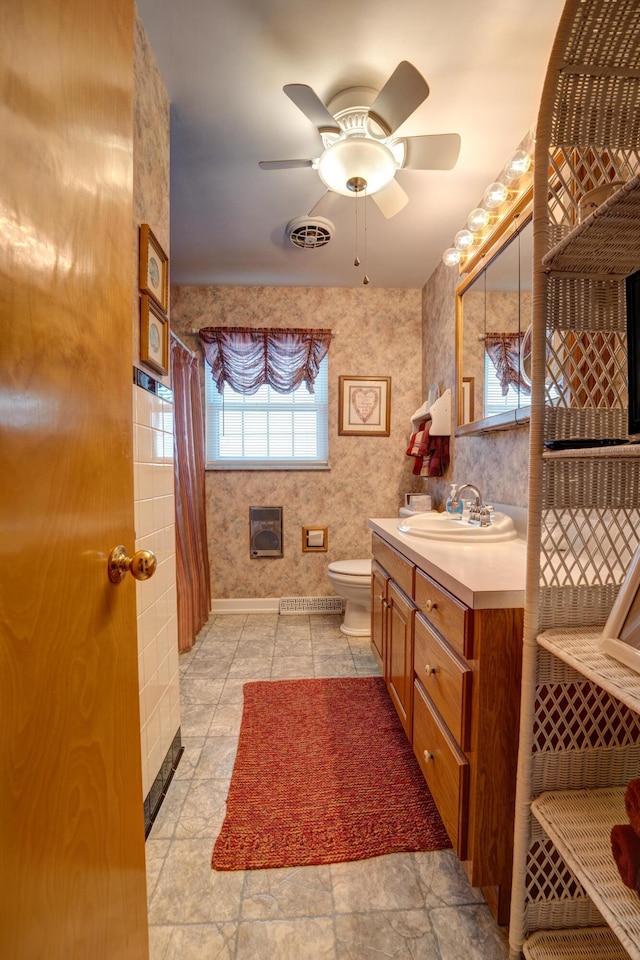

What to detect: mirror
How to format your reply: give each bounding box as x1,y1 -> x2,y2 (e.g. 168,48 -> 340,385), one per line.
456,192 -> 533,435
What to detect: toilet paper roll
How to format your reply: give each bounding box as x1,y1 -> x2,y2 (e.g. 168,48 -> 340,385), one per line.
307,529 -> 325,547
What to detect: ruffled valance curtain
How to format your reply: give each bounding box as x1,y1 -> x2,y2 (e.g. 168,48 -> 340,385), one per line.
485,332 -> 531,397
199,327 -> 332,395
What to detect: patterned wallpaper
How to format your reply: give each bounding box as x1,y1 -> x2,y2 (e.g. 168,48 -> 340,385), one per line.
170,285 -> 424,599
422,261 -> 530,510
133,7 -> 170,387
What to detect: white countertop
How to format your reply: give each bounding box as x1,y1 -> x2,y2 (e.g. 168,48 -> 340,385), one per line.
368,517 -> 527,610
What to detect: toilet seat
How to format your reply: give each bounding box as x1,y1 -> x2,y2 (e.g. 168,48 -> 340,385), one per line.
327,559 -> 372,578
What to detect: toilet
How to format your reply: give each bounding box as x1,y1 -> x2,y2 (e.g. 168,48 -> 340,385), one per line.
327,559 -> 373,636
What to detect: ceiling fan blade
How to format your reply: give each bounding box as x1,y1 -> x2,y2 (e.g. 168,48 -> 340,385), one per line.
283,84 -> 341,134
403,133 -> 462,170
259,159 -> 314,170
370,178 -> 409,219
368,62 -> 429,136
308,190 -> 342,218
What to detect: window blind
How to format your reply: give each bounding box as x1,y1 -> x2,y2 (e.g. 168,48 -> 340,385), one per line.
205,355 -> 329,469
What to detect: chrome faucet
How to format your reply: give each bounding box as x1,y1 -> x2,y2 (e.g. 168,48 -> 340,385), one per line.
454,484 -> 493,527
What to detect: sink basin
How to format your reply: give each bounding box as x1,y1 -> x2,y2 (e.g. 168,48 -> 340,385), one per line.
397,510 -> 518,543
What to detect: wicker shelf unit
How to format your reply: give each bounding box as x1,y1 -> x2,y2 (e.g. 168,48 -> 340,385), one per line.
509,1 -> 640,958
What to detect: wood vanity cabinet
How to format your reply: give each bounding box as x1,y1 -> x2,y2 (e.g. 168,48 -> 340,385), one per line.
371,531 -> 523,926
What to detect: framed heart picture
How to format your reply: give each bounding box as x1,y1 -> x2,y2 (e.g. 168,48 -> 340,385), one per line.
338,376 -> 391,436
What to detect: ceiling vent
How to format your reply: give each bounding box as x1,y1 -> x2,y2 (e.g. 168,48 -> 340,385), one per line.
286,216 -> 335,250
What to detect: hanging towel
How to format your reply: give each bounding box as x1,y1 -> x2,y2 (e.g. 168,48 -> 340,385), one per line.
422,435 -> 450,477
406,420 -> 449,477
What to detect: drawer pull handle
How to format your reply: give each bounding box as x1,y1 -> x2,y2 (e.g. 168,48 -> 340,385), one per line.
425,663 -> 437,676
424,599 -> 438,613
423,749 -> 433,764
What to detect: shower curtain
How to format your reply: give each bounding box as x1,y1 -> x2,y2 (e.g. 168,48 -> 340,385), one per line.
171,334 -> 211,652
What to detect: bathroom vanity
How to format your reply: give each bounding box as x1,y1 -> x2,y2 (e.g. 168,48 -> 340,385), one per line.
369,517 -> 526,925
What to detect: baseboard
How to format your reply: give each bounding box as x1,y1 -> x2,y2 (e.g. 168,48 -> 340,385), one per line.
210,597 -> 343,615
144,728 -> 183,839
210,597 -> 281,614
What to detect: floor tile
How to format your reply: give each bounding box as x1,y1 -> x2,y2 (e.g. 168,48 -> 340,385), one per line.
240,865 -> 334,920
148,838 -> 244,924
335,909 -> 438,959
331,854 -> 425,913
235,917 -> 336,960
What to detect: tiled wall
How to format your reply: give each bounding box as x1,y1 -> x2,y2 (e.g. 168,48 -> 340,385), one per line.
133,9 -> 179,806
133,377 -> 180,798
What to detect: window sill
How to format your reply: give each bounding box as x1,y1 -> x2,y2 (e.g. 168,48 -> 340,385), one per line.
206,462 -> 331,471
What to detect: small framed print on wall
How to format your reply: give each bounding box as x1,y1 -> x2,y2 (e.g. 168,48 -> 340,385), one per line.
140,294 -> 169,375
139,223 -> 168,312
338,375 -> 391,436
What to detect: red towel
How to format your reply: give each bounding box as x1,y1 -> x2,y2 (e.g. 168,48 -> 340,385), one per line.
611,823 -> 640,891
405,421 -> 449,477
625,778 -> 640,837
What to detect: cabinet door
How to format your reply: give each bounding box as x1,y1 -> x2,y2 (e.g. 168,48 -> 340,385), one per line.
386,580 -> 415,741
371,560 -> 387,671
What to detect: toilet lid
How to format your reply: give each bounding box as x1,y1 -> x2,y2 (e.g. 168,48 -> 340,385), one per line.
328,559 -> 372,577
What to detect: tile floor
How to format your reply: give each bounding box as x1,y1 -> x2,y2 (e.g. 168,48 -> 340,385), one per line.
146,612 -> 510,960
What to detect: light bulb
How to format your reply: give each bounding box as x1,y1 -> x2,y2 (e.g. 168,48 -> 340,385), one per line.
504,150 -> 531,182
442,247 -> 461,267
483,181 -> 509,209
467,207 -> 490,232
454,229 -> 474,251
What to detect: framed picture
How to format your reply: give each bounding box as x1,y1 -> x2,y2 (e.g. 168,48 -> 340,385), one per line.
338,376 -> 391,436
139,223 -> 168,312
462,377 -> 475,424
600,544 -> 640,674
140,294 -> 169,375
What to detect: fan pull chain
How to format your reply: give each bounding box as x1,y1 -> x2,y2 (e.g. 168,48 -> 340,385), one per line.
363,188 -> 370,285
354,189 -> 360,267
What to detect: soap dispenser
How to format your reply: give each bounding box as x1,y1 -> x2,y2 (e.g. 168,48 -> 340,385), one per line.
446,483 -> 463,516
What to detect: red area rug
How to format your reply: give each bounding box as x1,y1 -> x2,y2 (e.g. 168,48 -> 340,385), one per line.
212,676 -> 451,871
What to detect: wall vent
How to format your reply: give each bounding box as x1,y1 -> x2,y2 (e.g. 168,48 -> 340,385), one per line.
279,596 -> 343,615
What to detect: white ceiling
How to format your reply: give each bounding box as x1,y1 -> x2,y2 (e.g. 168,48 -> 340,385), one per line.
136,0 -> 565,290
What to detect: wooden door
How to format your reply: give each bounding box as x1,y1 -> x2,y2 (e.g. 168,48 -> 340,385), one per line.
386,581 -> 415,741
0,2 -> 149,958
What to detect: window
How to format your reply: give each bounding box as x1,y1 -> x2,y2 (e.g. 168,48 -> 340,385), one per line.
483,353 -> 522,417
204,355 -> 329,469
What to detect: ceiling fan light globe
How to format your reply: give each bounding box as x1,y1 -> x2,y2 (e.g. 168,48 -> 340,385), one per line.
317,138 -> 396,197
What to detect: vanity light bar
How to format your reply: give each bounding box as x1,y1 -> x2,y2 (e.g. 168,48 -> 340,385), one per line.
442,145 -> 533,271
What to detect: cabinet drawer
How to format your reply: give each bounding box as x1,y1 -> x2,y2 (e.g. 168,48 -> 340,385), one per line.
414,567 -> 471,658
414,613 -> 472,750
413,681 -> 469,859
372,533 -> 414,597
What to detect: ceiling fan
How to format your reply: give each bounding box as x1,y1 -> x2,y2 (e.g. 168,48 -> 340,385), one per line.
259,61 -> 461,219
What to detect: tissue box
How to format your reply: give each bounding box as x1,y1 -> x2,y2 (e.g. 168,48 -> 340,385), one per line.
405,494 -> 431,512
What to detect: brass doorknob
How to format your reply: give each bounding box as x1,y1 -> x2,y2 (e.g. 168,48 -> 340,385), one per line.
108,545 -> 157,584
